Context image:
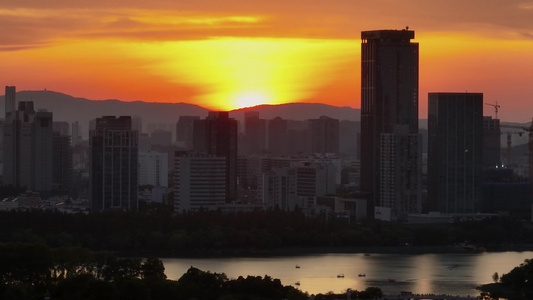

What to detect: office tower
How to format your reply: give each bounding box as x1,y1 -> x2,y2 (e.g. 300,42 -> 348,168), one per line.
53,131 -> 72,193
193,111 -> 238,201
268,117 -> 288,156
360,29 -> 420,216
309,116 -> 340,155
3,101 -> 54,192
132,116 -> 143,134
89,116 -> 138,212
5,86 -> 16,117
428,93 -> 483,213
294,161 -> 336,199
483,116 -> 501,168
176,116 -> 200,149
138,151 -> 169,187
174,152 -> 226,213
243,111 -> 267,155
379,126 -> 422,220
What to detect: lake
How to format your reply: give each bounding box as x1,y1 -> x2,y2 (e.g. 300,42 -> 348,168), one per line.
161,251 -> 533,296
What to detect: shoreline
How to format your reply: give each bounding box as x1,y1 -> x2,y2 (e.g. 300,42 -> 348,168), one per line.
150,244 -> 533,259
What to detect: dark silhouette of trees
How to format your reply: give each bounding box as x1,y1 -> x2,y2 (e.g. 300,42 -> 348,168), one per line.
479,258 -> 533,300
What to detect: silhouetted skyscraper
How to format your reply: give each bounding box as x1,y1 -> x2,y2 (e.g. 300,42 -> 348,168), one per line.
243,111 -> 266,155
89,116 -> 138,212
310,116 -> 339,155
176,116 -> 200,149
428,93 -> 483,213
193,111 -> 238,201
3,101 -> 54,192
360,29 -> 420,216
5,86 -> 16,117
267,117 -> 288,156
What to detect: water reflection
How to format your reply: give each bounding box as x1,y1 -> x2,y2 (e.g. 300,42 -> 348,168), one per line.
161,251 -> 533,296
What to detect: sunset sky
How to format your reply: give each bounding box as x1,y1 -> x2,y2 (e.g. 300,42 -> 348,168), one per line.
1,0 -> 533,121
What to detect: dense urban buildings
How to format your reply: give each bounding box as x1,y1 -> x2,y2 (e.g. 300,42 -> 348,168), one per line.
428,92 -> 484,213
483,116 -> 501,168
89,116 -> 138,212
359,29 -> 421,220
310,116 -> 339,155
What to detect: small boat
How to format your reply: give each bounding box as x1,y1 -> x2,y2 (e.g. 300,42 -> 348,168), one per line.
295,265 -> 300,269
358,273 -> 366,277
364,253 -> 371,256
388,278 -> 396,283
337,274 -> 345,278
295,281 -> 300,286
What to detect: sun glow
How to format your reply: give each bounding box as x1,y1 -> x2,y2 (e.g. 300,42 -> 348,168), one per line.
130,37 -> 357,110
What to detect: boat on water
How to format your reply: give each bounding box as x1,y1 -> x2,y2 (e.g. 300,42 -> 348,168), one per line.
358,273 -> 366,277
388,278 -> 396,282
337,274 -> 345,278
295,265 -> 300,269
295,281 -> 300,286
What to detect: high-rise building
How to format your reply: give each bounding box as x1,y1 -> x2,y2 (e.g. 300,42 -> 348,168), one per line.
5,86 -> 16,117
89,116 -> 138,212
53,131 -> 72,193
309,116 -> 339,155
379,125 -> 422,220
174,152 -> 226,213
71,121 -> 81,146
138,151 -> 169,187
193,111 -> 238,201
3,101 -> 54,192
267,117 -> 288,156
360,29 -> 420,216
243,111 -> 266,155
428,93 -> 483,213
176,116 -> 200,149
483,116 -> 501,168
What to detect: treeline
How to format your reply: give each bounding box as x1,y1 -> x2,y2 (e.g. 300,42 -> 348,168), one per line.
479,258 -> 533,299
0,208 -> 530,256
0,242 -> 310,300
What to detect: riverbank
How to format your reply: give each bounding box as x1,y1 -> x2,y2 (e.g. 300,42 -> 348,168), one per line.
153,244 -> 533,258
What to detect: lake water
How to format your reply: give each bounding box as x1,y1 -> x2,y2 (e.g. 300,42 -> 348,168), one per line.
161,251 -> 533,296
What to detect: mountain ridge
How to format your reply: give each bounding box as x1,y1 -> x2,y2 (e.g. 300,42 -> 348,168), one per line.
0,90 -> 361,135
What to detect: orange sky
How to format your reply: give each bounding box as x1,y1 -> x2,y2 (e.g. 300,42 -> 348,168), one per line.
1,1 -> 533,121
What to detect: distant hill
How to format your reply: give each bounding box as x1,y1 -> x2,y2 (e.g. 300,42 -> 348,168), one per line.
0,90 -> 361,136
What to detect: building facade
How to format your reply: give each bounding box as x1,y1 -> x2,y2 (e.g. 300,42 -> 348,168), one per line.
174,153 -> 226,213
3,101 -> 54,192
89,116 -> 138,212
310,116 -> 340,155
359,29 -> 420,216
138,151 -> 169,187
193,111 -> 238,201
428,93 -> 483,213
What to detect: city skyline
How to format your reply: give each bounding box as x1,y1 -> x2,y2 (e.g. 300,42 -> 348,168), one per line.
1,1 -> 533,121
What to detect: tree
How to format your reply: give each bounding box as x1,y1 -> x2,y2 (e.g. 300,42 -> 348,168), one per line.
141,257 -> 167,281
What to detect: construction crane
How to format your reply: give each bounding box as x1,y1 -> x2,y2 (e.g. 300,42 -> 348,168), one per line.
503,131 -> 524,167
485,101 -> 501,119
501,119 -> 533,193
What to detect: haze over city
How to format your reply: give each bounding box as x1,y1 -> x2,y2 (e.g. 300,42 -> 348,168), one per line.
1,0 -> 533,121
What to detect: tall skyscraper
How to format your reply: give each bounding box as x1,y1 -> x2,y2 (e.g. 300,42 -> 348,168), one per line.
243,111 -> 266,155
176,116 -> 200,149
360,29 -> 420,216
89,116 -> 138,212
193,111 -> 238,201
267,117 -> 288,156
309,116 -> 339,155
5,86 -> 16,117
428,93 -> 483,213
3,101 -> 54,192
